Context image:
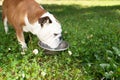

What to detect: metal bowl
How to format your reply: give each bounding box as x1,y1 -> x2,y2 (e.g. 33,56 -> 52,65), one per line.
38,41 -> 69,51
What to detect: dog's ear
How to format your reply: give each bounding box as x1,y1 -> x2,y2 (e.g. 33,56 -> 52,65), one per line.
38,16 -> 52,27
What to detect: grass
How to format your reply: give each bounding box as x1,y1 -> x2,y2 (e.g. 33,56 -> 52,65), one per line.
0,0 -> 120,80
37,0 -> 120,7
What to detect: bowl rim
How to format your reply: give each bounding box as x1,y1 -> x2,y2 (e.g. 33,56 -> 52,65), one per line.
38,41 -> 69,51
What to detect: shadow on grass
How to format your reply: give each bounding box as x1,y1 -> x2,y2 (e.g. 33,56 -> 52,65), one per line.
41,4 -> 120,40
42,4 -> 120,18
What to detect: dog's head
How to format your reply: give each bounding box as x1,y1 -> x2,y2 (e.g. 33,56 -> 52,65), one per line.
37,12 -> 62,48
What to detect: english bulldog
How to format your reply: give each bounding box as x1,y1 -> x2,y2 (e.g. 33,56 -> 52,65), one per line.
2,0 -> 62,51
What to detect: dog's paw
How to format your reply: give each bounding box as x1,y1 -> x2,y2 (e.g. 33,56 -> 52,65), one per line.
21,43 -> 27,51
21,47 -> 27,55
21,51 -> 26,55
22,47 -> 27,52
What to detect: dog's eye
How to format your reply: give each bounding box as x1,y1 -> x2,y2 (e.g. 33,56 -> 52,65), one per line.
54,33 -> 58,36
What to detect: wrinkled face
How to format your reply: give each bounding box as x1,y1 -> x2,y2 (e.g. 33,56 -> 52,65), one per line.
38,13 -> 62,48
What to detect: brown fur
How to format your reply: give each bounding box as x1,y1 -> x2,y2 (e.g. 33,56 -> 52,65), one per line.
2,0 -> 46,50
2,0 -> 46,27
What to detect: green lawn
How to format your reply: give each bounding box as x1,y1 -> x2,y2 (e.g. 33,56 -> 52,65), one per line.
0,0 -> 120,80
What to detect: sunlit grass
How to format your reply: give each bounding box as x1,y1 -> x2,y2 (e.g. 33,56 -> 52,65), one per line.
37,0 -> 120,7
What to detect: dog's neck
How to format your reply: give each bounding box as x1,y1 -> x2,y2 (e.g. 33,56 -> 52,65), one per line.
23,12 -> 52,35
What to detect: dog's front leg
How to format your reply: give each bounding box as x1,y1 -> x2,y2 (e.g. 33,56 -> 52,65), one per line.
15,26 -> 27,51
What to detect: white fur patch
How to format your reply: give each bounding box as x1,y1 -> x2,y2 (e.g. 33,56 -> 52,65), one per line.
4,17 -> 8,34
39,12 -> 62,48
23,15 -> 41,35
23,12 -> 62,48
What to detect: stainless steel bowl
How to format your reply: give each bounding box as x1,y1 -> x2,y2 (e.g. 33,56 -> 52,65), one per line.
38,41 -> 69,51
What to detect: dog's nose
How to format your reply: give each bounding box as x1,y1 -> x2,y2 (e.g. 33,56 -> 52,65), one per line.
59,36 -> 62,40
